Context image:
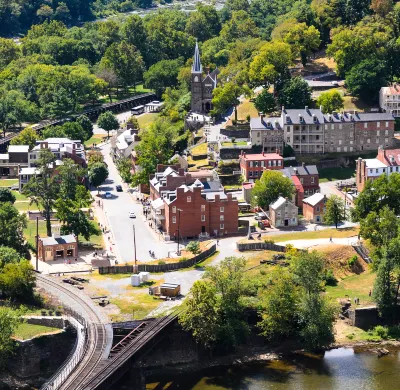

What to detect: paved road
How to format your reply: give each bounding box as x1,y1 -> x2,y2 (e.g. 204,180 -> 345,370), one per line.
94,143 -> 181,263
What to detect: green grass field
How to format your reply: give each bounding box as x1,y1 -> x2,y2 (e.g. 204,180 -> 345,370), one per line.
12,191 -> 28,201
221,141 -> 248,147
319,167 -> 355,183
14,323 -> 61,340
14,202 -> 32,212
97,84 -> 152,105
137,113 -> 159,129
191,142 -> 207,155
84,134 -> 107,148
0,179 -> 18,187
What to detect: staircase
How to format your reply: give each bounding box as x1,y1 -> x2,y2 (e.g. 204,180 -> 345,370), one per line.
352,242 -> 372,264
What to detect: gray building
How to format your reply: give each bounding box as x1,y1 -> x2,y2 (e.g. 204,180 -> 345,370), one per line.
190,42 -> 218,113
269,196 -> 298,227
250,107 -> 395,154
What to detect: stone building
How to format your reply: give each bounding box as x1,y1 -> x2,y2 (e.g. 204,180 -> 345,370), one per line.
250,107 -> 395,154
269,197 -> 298,227
190,42 -> 218,113
356,146 -> 400,191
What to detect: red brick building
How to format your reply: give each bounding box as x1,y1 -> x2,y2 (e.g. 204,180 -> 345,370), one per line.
149,164 -> 217,200
302,193 -> 327,223
151,184 -> 238,239
239,151 -> 283,181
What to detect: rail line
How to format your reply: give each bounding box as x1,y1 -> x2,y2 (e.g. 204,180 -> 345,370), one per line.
37,274 -> 110,390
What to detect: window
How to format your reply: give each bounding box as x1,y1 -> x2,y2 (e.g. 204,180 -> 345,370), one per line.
254,171 -> 258,177
187,196 -> 191,202
364,122 -> 368,128
339,124 -> 342,130
350,132 -> 354,137
376,139 -> 379,144
201,205 -> 205,212
257,132 -> 260,137
385,138 -> 389,143
316,206 -> 320,212
249,171 -> 253,177
220,215 -> 224,221
331,124 -> 334,130
376,169 -> 379,173
311,177 -> 315,184
339,140 -> 342,145
201,215 -> 205,222
300,178 -> 304,184
278,160 -> 282,166
220,207 -> 224,212
316,135 -> 320,140
367,139 -> 370,144
385,130 -> 389,135
286,137 -> 290,143
268,161 -> 272,167
386,121 -> 389,127
377,130 -> 380,136
350,140 -> 354,145
249,161 -> 253,168
220,224 -> 224,230
377,122 -> 380,127
172,206 -> 176,213
172,216 -> 176,223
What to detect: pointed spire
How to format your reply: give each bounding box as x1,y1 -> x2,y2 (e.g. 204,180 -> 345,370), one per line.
192,41 -> 202,74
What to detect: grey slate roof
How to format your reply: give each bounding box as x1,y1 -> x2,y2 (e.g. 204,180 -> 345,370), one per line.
281,165 -> 319,176
40,235 -> 76,246
283,108 -> 325,125
192,42 -> 202,73
250,116 -> 282,130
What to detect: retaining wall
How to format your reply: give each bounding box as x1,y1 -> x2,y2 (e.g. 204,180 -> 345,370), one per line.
236,242 -> 287,252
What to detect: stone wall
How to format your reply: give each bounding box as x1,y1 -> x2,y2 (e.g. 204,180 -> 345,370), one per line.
348,306 -> 383,330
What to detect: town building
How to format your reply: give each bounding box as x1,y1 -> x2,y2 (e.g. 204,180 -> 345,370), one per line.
269,197 -> 298,227
149,164 -> 220,200
168,154 -> 189,170
190,42 -> 219,113
302,193 -> 327,223
380,85 -> 400,117
356,147 -> 400,191
250,107 -> 395,154
280,164 -> 320,207
242,182 -> 255,203
239,151 -> 283,181
111,129 -> 140,160
37,226 -> 78,261
0,145 -> 29,178
150,183 -> 238,239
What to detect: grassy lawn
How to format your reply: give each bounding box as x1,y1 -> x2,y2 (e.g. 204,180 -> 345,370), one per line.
137,113 -> 159,129
325,270 -> 375,305
24,219 -> 103,249
111,293 -> 160,320
0,179 -> 18,187
191,142 -> 207,155
97,84 -> 152,104
84,134 -> 107,148
223,184 -> 241,190
14,323 -> 62,340
187,156 -> 212,170
236,99 -> 258,120
241,226 -> 359,244
14,202 -> 32,212
319,167 -> 355,183
221,141 -> 248,147
12,191 -> 28,201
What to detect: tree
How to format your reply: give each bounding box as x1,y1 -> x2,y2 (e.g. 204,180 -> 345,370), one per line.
23,149 -> 58,237
298,293 -> 337,350
278,77 -> 312,109
76,114 -> 93,141
10,127 -> 39,149
144,59 -> 183,97
75,185 -> 92,208
37,5 -> 54,22
179,280 -> 220,348
96,68 -> 119,103
324,195 -> 345,228
0,246 -> 22,269
0,203 -> 27,255
220,10 -> 259,42
0,188 -> 16,204
212,81 -> 246,122
0,260 -> 35,301
115,157 -> 133,183
97,111 -> 119,138
251,170 -> 295,209
57,158 -> 85,200
258,270 -> 300,340
87,150 -> 104,166
316,90 -> 344,113
346,58 -> 388,102
0,307 -> 22,368
370,0 -> 393,17
254,89 -> 276,114
88,162 -> 109,191
120,15 -> 147,56
0,38 -> 20,71
186,241 -> 201,256
185,4 -> 221,42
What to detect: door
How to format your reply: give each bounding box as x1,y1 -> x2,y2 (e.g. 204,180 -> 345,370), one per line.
284,219 -> 289,226
201,226 -> 206,233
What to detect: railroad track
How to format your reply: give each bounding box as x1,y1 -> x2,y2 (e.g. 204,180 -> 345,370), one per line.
37,275 -> 109,390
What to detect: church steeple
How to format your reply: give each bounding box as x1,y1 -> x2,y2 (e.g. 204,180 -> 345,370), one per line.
192,41 -> 202,74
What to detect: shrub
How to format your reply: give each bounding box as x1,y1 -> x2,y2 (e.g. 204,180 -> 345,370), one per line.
348,255 -> 357,268
373,325 -> 389,339
324,269 -> 338,286
264,239 -> 275,245
260,269 -> 267,275
178,257 -> 188,263
246,114 -> 251,122
158,260 -> 166,265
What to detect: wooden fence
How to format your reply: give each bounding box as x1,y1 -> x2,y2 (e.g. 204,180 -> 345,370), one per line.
236,242 -> 287,252
99,244 -> 217,274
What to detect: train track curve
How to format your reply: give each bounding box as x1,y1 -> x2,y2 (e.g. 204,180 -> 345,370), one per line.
36,274 -> 112,390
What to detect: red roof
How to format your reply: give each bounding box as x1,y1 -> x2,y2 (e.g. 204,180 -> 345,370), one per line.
378,148 -> 400,166
240,153 -> 282,161
291,176 -> 304,192
243,182 -> 255,190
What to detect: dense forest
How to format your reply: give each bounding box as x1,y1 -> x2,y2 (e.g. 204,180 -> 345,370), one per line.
1,0 -> 400,136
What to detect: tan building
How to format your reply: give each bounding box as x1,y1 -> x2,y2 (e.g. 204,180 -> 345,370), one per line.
303,193 -> 327,223
269,197 -> 298,227
250,107 -> 395,154
380,85 -> 400,117
38,226 -> 78,261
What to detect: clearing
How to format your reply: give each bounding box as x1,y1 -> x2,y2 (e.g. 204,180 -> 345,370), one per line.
84,134 -> 107,148
0,179 -> 18,187
191,142 -> 207,155
236,99 -> 258,120
137,113 -> 159,129
319,167 -> 355,183
14,323 -> 62,340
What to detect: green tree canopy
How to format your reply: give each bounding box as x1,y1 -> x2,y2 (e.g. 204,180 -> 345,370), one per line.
316,89 -> 344,113
251,170 -> 295,209
76,114 -> 93,141
0,202 -> 27,255
211,81 -> 247,121
97,111 -> 119,138
254,89 -> 276,114
0,307 -> 22,368
0,188 -> 16,204
324,195 -> 345,228
88,162 -> 109,190
10,127 -> 39,149
0,247 -> 23,269
0,260 -> 35,301
277,76 -> 312,109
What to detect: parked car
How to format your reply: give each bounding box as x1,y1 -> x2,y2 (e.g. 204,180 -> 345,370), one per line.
105,192 -> 112,199
116,185 -> 122,192
128,212 -> 136,218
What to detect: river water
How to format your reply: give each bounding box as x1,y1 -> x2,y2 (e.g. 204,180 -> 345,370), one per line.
142,347 -> 400,389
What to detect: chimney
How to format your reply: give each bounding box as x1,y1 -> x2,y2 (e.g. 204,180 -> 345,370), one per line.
262,151 -> 265,156
302,162 -> 305,168
319,105 -> 323,112
241,150 -> 244,156
205,67 -> 210,74
243,152 -> 246,158
52,224 -> 61,239
282,106 -> 285,113
299,114 -> 303,122
72,143 -> 76,155
276,148 -> 280,155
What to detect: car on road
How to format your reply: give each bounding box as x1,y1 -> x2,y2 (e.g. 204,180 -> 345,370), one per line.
116,185 -> 122,192
105,192 -> 112,199
128,212 -> 136,218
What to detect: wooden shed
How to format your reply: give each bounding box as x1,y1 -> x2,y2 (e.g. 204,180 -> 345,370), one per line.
160,283 -> 180,297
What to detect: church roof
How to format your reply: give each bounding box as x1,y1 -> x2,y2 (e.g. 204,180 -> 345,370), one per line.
192,42 -> 202,73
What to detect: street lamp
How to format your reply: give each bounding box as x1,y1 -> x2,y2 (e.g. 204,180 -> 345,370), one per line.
177,208 -> 183,255
132,224 -> 137,270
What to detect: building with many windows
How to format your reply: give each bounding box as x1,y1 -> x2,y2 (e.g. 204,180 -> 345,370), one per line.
239,151 -> 283,181
269,197 -> 298,227
380,84 -> 400,117
250,107 -> 395,154
303,193 -> 327,223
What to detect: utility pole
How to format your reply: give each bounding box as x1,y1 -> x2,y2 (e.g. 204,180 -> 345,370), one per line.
133,224 -> 137,271
35,217 -> 39,271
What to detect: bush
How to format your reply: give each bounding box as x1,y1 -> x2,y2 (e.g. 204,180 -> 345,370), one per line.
264,239 -> 275,245
246,114 -> 250,122
348,255 -> 357,268
373,325 -> 389,339
324,269 -> 338,286
179,257 -> 188,263
158,260 -> 166,265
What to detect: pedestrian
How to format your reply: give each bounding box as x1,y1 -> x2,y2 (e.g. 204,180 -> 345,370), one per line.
369,289 -> 372,297
217,239 -> 219,246
330,236 -> 333,243
354,297 -> 357,305
357,298 -> 360,305
75,258 -> 77,263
